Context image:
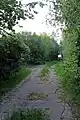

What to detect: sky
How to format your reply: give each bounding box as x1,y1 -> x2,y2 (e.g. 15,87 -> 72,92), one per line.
14,0 -> 62,43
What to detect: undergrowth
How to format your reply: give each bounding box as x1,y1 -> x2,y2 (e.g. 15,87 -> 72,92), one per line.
0,66 -> 31,97
8,109 -> 50,120
54,61 -> 80,104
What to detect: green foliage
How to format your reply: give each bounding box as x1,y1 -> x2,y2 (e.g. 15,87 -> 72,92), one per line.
23,32 -> 59,64
26,33 -> 45,64
54,61 -> 69,90
0,0 -> 42,35
54,61 -> 72,102
47,0 -> 80,28
54,28 -> 80,104
61,29 -> 80,104
8,109 -> 50,120
40,61 -> 57,82
0,32 -> 59,96
40,33 -> 59,61
54,61 -> 65,80
0,0 -> 25,34
0,66 -> 31,96
0,32 -> 59,78
59,0 -> 80,28
0,34 -> 30,81
47,0 -> 80,104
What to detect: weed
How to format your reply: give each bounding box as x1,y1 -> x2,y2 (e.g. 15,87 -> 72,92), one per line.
8,109 -> 50,120
27,92 -> 48,100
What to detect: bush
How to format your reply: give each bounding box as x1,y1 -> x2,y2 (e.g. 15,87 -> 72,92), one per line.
0,34 -> 30,81
8,109 -> 50,120
55,29 -> 80,104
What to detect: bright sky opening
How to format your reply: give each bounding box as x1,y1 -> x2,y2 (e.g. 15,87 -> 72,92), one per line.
14,0 -> 62,43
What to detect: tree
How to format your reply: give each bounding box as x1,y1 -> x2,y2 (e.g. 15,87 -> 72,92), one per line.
0,0 -> 42,35
40,33 -> 59,60
0,33 -> 30,81
58,0 -> 80,28
46,0 -> 80,28
0,0 -> 24,34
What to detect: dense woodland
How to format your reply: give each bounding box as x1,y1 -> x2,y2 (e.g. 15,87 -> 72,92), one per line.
0,32 -> 59,84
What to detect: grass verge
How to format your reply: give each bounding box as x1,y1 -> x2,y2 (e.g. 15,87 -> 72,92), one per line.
0,66 -> 31,97
54,61 -> 67,98
45,61 -> 57,67
40,65 -> 50,81
54,61 -> 76,102
54,61 -> 80,117
40,61 -> 57,81
54,61 -> 65,79
8,109 -> 50,120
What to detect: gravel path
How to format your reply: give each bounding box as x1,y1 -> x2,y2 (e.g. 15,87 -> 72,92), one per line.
0,65 -> 74,120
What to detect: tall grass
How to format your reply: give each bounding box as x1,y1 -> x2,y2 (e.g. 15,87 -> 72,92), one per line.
0,66 -> 31,97
54,61 -> 65,80
54,61 -> 80,104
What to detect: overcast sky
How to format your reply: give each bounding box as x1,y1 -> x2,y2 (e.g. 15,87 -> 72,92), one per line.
14,0 -> 62,43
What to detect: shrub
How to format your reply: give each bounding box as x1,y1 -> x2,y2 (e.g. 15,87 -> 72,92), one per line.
0,34 -> 30,81
8,109 -> 50,120
56,29 -> 80,104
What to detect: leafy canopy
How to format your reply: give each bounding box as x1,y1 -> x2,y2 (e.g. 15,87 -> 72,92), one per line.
0,0 -> 44,35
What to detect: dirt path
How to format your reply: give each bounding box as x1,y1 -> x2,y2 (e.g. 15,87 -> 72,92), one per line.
0,65 -> 73,120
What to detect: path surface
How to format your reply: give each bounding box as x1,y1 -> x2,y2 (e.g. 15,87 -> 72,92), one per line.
0,65 -> 74,120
